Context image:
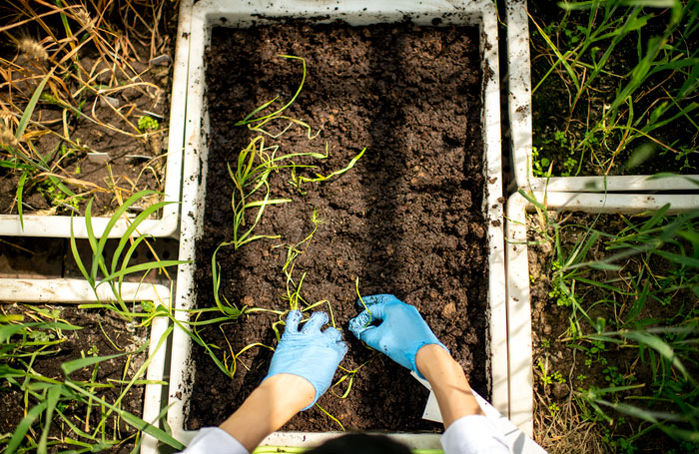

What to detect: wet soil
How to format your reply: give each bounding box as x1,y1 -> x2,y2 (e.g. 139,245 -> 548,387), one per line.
187,21 -> 489,432
0,2 -> 177,216
527,212 -> 698,453
527,0 -> 698,176
0,305 -> 147,453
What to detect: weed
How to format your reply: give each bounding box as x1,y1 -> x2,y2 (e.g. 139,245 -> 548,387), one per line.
1,0 -> 176,216
537,359 -> 567,386
0,305 -> 182,453
138,115 -> 160,132
70,190 -> 185,320
527,192 -> 699,450
530,0 -> 698,176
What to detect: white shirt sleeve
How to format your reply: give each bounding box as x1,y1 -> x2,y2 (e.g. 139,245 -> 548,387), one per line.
441,415 -> 511,454
180,427 -> 249,454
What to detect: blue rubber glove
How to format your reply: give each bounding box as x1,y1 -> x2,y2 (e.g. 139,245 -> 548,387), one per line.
349,294 -> 448,378
264,310 -> 347,409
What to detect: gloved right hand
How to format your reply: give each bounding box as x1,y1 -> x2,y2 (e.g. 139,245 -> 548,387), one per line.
348,294 -> 447,378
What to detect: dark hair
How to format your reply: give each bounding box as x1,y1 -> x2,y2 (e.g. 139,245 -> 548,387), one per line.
305,433 -> 412,454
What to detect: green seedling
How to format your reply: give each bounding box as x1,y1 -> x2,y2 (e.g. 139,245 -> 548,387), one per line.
537,359 -> 566,386
527,189 -> 699,450
530,0 -> 698,176
0,306 -> 181,453
137,115 -> 160,132
330,360 -> 372,400
235,55 -> 307,127
70,190 -> 186,319
196,55 -> 369,431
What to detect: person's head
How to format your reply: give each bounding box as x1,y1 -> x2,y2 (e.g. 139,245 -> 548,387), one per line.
305,433 -> 412,454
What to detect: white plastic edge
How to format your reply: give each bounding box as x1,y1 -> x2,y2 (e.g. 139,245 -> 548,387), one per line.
0,279 -> 172,454
169,0 -> 506,449
505,0 -> 699,193
505,191 -> 699,438
0,2 -> 192,238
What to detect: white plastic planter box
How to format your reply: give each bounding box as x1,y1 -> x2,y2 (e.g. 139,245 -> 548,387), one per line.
0,279 -> 172,454
505,0 -> 699,193
0,2 -> 193,238
170,0 -> 508,450
505,191 -> 699,436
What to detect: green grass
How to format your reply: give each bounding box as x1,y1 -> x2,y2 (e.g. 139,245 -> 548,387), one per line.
525,190 -> 699,452
0,304 -> 181,453
530,0 -> 698,177
70,190 -> 185,320
1,1 -> 175,217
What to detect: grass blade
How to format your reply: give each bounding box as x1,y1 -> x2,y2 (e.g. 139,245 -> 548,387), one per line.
16,171 -> 28,229
16,70 -> 54,140
6,400 -> 48,454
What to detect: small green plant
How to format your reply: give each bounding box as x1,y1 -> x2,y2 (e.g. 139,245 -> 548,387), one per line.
537,359 -> 566,386
191,57 -> 368,431
70,190 -> 185,320
530,0 -> 698,176
527,190 -> 699,450
0,305 -> 182,453
38,179 -> 82,211
137,115 -> 160,132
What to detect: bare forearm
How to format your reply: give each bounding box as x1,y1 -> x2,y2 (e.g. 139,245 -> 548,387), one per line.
218,374 -> 314,451
416,344 -> 483,428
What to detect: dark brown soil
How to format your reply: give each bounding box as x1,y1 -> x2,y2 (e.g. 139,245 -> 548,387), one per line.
528,0 -> 698,176
527,212 -> 698,453
0,305 -> 146,453
0,2 -> 177,216
187,21 -> 488,432
0,236 -> 179,283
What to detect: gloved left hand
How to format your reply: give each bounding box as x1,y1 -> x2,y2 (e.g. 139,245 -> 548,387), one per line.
264,310 -> 348,409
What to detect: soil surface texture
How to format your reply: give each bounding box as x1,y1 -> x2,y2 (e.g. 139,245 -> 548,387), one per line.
0,236 -> 179,284
0,305 -> 147,453
187,21 -> 488,432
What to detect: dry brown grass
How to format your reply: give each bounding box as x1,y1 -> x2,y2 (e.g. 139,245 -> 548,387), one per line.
0,0 -> 178,214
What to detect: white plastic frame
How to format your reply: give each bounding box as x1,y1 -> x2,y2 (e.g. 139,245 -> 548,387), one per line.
506,0 -> 699,193
170,0 -> 507,450
0,279 -> 172,454
0,2 -> 193,238
505,191 -> 699,436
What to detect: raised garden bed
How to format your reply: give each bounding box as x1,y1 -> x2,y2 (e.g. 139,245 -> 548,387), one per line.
506,0 -> 699,192
0,279 -> 175,454
169,0 -> 505,449
0,1 -> 191,238
191,21 -> 486,433
505,192 -> 699,452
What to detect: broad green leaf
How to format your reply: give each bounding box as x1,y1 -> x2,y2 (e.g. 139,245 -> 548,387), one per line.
16,70 -> 54,140
61,352 -> 125,376
623,331 -> 690,380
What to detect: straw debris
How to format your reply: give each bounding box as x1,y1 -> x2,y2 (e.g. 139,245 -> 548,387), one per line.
74,7 -> 95,31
